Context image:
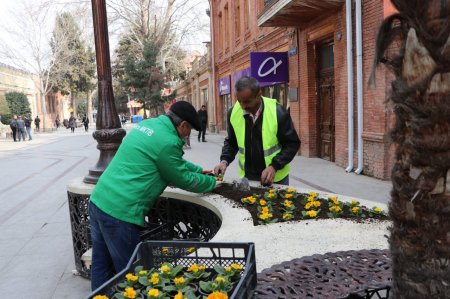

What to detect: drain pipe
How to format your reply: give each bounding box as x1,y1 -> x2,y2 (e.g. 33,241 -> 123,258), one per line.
355,0 -> 364,174
345,0 -> 354,173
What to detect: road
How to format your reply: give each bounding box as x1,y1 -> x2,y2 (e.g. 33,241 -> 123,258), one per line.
0,126 -> 392,298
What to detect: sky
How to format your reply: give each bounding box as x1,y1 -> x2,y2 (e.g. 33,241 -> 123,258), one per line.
0,0 -> 211,73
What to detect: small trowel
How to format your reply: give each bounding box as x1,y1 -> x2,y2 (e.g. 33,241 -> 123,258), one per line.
233,177 -> 251,192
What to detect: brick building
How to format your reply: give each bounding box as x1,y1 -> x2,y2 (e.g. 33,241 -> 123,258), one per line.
174,44 -> 217,131
211,0 -> 397,179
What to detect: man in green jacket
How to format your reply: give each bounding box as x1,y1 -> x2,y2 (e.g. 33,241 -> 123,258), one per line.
89,101 -> 218,290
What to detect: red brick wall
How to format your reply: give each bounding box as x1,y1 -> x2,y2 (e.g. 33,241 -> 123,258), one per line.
211,0 -> 394,179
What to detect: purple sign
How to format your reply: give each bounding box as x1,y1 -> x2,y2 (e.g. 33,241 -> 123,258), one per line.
250,52 -> 289,85
218,76 -> 231,95
232,67 -> 251,88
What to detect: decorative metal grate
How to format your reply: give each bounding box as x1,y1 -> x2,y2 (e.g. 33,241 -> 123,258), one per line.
67,192 -> 222,279
255,249 -> 391,299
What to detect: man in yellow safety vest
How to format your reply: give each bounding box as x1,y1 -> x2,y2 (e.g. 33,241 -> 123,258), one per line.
214,76 -> 300,186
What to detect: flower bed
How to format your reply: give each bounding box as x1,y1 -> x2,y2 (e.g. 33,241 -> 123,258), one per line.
213,185 -> 389,226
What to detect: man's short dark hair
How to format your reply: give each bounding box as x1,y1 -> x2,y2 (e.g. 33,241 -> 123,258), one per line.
235,76 -> 260,97
201,105 -> 206,108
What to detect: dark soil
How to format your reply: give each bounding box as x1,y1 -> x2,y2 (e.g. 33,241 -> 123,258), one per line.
212,184 -> 390,226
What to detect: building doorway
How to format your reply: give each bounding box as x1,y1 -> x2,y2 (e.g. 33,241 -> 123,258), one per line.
317,42 -> 335,161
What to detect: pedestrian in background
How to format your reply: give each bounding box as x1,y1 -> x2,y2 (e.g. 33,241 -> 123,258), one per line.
55,115 -> 61,129
34,115 -> 40,132
10,115 -> 17,142
24,115 -> 32,141
88,101 -> 220,290
68,114 -> 76,133
82,114 -> 89,132
197,104 -> 208,142
16,116 -> 26,142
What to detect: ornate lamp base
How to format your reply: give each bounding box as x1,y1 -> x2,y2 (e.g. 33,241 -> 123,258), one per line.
84,128 -> 126,184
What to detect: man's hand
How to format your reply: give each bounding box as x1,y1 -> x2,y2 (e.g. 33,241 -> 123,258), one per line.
261,166 -> 276,186
214,161 -> 228,175
201,169 -> 213,175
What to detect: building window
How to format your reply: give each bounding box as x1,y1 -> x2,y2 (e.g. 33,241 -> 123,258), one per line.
235,1 -> 241,37
218,12 -> 223,51
224,3 -> 229,48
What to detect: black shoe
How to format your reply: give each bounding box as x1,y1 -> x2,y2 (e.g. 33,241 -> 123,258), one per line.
202,140 -> 207,142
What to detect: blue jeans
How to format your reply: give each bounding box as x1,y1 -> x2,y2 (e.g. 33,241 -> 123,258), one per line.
26,127 -> 32,140
89,202 -> 141,291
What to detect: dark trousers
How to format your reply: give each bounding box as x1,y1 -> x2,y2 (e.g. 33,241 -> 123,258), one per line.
198,124 -> 206,141
84,124 -> 89,132
18,128 -> 26,141
11,128 -> 17,141
89,202 -> 141,291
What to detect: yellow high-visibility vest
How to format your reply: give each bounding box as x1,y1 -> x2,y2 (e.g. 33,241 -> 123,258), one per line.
230,97 -> 290,182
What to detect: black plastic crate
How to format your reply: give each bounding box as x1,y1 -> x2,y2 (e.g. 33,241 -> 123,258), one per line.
86,241 -> 257,299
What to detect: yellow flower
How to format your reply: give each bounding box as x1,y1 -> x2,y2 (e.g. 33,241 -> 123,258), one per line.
306,210 -> 318,218
352,206 -> 360,214
307,196 -> 315,202
160,265 -> 170,273
125,273 -> 138,282
284,193 -> 293,199
147,288 -> 159,297
162,247 -> 169,255
174,277 -> 185,285
149,275 -> 160,285
138,270 -> 147,276
374,207 -> 382,213
188,264 -> 200,273
225,266 -> 232,272
309,191 -> 318,197
259,199 -> 267,206
231,263 -> 243,270
351,200 -> 359,206
267,193 -> 274,199
215,276 -> 225,282
259,212 -> 272,220
262,206 -> 270,214
283,200 -> 292,208
151,272 -> 159,278
330,205 -> 342,213
93,296 -> 108,299
313,201 -> 321,208
199,265 -> 206,271
269,189 -> 275,193
287,187 -> 296,193
187,247 -> 196,254
207,292 -> 229,299
282,213 -> 293,220
174,292 -> 185,299
329,196 -> 339,205
305,202 -> 313,210
123,288 -> 136,299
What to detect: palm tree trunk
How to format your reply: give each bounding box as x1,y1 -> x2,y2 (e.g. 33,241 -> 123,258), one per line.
373,1 -> 450,297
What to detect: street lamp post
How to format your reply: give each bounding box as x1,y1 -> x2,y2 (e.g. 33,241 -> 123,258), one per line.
84,0 -> 126,184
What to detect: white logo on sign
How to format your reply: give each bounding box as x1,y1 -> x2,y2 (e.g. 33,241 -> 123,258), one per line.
258,57 -> 283,77
219,81 -> 228,93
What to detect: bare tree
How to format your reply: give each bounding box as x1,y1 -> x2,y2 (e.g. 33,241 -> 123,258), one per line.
108,0 -> 209,78
0,0 -> 96,130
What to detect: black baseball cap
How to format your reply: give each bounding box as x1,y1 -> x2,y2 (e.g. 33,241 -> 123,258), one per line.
169,101 -> 202,131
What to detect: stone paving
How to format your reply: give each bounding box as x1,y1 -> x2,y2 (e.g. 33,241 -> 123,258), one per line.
0,124 -> 392,298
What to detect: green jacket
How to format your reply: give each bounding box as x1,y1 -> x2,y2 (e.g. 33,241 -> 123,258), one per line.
90,115 -> 216,227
